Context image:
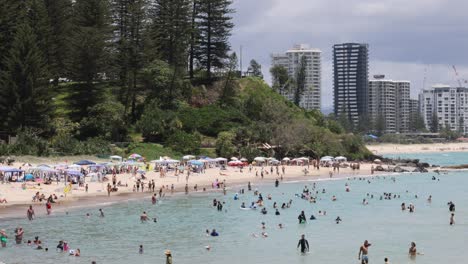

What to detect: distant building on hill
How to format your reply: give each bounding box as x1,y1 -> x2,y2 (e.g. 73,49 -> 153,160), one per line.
271,44 -> 322,110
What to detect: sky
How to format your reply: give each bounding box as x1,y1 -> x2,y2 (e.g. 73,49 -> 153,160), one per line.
229,0 -> 468,111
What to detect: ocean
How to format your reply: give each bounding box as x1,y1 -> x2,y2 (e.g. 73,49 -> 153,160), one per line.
0,152 -> 467,264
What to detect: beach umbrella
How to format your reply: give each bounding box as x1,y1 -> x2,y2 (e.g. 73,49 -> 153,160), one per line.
240,158 -> 248,162
74,160 -> 96,166
68,164 -> 81,169
128,153 -> 142,159
374,159 -> 382,164
282,157 -> 290,161
215,157 -> 228,161
230,157 -> 238,161
183,155 -> 196,160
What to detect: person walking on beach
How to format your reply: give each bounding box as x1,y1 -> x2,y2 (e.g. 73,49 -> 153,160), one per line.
185,184 -> 189,195
450,213 -> 455,225
297,234 -> 309,254
358,240 -> 371,264
107,183 -> 112,197
165,250 -> 173,264
27,205 -> 35,220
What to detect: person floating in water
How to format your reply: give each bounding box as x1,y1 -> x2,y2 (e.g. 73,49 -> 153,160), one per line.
358,240 -> 371,264
210,229 -> 219,236
261,208 -> 267,215
275,209 -> 280,215
335,216 -> 342,224
297,234 -> 309,254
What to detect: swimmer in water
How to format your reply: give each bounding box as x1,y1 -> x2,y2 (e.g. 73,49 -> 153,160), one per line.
335,216 -> 342,224
99,209 -> 104,217
140,211 -> 149,222
358,240 -> 371,264
297,234 -> 309,253
408,242 -> 423,258
278,223 -> 284,229
241,202 -> 246,208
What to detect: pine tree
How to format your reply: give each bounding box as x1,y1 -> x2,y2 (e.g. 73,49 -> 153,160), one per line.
0,23 -> 52,133
150,0 -> 191,68
0,1 -> 26,72
112,0 -> 147,120
70,0 -> 112,118
248,59 -> 263,79
44,0 -> 73,84
294,55 -> 307,107
195,0 -> 234,81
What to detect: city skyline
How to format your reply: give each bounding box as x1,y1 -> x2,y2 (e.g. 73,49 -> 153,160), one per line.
230,0 -> 468,110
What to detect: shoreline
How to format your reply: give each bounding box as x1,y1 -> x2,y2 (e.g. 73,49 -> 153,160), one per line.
0,166 -> 384,220
367,142 -> 468,155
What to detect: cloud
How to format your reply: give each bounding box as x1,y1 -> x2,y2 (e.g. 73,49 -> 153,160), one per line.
230,0 -> 468,108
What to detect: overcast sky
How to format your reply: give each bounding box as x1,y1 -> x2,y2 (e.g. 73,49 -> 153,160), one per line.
230,0 -> 468,110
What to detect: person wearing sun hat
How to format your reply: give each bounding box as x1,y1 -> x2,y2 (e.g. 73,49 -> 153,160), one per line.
165,250 -> 172,264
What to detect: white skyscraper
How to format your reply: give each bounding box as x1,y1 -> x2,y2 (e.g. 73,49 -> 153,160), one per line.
271,44 -> 321,110
419,85 -> 468,133
368,75 -> 411,133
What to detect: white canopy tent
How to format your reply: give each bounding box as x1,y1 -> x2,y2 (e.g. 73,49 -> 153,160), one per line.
110,155 -> 122,162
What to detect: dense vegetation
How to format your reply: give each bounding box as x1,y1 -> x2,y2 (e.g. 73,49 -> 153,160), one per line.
0,0 -> 372,160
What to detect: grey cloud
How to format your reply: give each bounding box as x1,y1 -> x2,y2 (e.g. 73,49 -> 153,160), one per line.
230,0 -> 468,108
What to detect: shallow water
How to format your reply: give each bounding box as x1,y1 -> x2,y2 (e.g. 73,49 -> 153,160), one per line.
1,153 -> 467,264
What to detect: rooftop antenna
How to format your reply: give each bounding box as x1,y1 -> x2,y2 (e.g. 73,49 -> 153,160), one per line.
240,45 -> 243,76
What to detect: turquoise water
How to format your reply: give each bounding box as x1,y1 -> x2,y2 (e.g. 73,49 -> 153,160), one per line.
1,153 -> 467,263
385,151 -> 468,166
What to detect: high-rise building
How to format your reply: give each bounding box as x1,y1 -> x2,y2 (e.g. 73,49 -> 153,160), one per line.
333,43 -> 369,125
419,85 -> 468,133
368,75 -> 410,133
271,44 -> 321,110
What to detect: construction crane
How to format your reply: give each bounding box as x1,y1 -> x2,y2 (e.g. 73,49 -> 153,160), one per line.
452,65 -> 468,87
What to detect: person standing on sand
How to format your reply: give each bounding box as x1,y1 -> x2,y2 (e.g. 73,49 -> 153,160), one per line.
358,240 -> 371,264
450,213 -> 455,225
165,250 -> 173,264
107,183 -> 112,197
297,234 -> 309,253
185,184 -> 189,194
27,205 -> 35,220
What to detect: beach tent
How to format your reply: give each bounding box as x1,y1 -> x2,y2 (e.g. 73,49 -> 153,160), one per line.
75,160 -> 96,166
335,156 -> 347,162
215,157 -> 227,161
240,158 -> 248,162
65,170 -> 83,177
183,155 -> 196,160
230,157 -> 238,161
282,157 -> 291,161
110,155 -> 122,162
188,160 -> 204,166
374,159 -> 382,164
269,159 -> 280,165
320,156 -> 334,162
68,164 -> 81,169
254,157 -> 266,162
24,174 -> 34,181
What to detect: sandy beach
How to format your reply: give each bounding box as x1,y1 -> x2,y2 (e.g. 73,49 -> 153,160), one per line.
367,142 -> 468,155
0,159 -> 378,219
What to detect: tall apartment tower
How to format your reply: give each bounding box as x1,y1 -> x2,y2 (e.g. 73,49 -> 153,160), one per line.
419,85 -> 468,133
333,43 -> 369,125
271,44 -> 322,110
368,75 -> 410,133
